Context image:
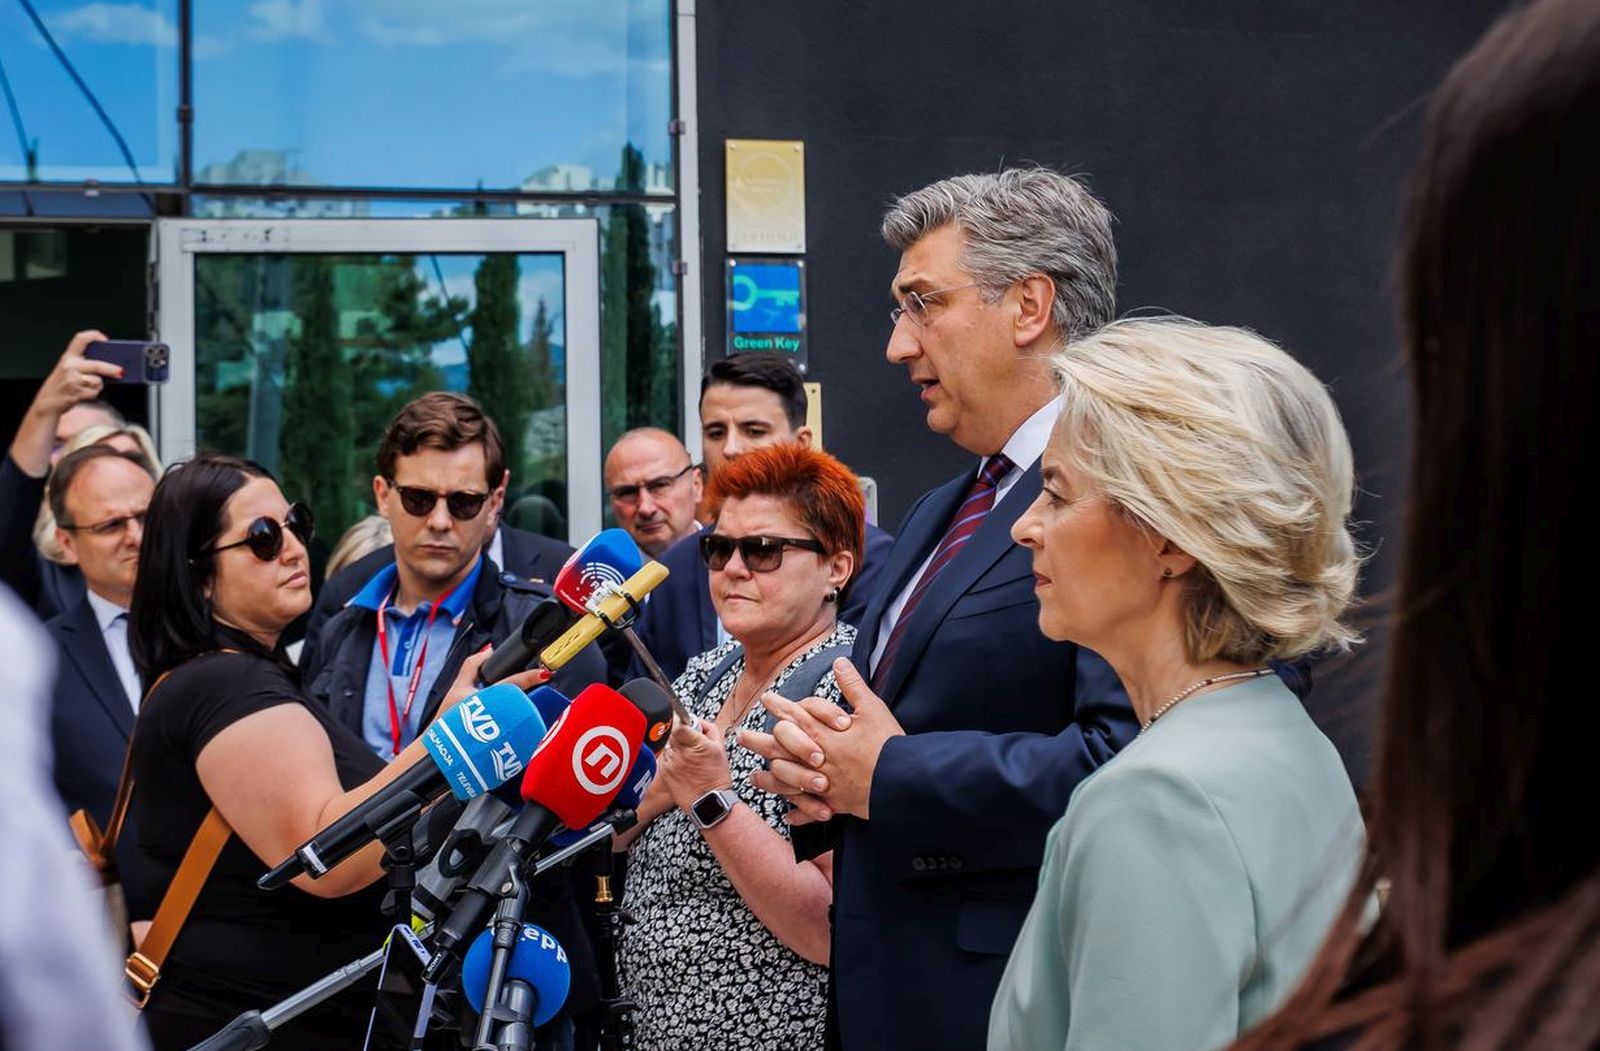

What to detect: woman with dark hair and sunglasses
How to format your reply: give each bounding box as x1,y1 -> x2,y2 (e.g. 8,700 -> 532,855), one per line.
613,442 -> 862,1051
126,454 -> 538,1049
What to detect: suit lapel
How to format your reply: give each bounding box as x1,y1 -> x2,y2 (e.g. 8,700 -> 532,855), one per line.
853,472 -> 972,661
879,461 -> 1042,705
56,600 -> 135,738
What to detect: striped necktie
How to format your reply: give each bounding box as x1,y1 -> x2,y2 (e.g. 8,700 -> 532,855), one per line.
871,453 -> 1014,692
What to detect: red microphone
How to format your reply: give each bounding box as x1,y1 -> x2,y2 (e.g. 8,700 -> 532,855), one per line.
425,683 -> 647,977
522,683 -> 648,828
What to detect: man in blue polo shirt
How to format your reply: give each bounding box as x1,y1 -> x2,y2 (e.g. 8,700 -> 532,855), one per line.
303,392 -> 606,752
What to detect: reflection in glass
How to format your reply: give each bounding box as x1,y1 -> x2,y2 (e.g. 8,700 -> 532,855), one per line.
0,0 -> 178,183
192,0 -> 673,194
193,252 -> 569,551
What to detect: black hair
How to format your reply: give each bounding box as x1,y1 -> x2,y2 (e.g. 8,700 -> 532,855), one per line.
128,453 -> 273,688
701,352 -> 808,431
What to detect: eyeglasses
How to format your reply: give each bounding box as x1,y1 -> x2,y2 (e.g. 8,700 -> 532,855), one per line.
63,510 -> 147,538
699,533 -> 826,573
389,483 -> 490,521
608,463 -> 696,506
206,503 -> 315,561
889,283 -> 981,326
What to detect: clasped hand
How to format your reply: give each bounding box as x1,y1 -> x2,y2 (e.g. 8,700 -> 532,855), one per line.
738,658 -> 904,823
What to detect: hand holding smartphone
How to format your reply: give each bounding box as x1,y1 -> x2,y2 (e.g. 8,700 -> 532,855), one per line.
84,340 -> 170,384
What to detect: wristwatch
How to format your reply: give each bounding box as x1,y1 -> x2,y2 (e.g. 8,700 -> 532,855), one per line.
690,788 -> 741,830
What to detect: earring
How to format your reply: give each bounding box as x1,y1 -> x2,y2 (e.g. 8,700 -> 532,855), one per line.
825,586 -> 841,603
1161,567 -> 1173,579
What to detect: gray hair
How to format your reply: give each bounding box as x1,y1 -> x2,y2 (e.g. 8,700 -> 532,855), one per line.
881,168 -> 1118,340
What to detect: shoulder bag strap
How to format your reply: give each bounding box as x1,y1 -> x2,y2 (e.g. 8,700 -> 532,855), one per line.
695,644 -> 747,711
124,807 -> 233,1008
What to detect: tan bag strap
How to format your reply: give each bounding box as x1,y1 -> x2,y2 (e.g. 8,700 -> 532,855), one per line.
125,807 -> 232,1008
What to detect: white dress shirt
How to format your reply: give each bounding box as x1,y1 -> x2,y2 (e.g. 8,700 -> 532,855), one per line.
869,396 -> 1063,674
84,589 -> 140,712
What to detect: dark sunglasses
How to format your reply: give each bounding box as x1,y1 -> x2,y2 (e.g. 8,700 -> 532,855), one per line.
699,533 -> 826,573
205,503 -> 315,561
389,482 -> 489,521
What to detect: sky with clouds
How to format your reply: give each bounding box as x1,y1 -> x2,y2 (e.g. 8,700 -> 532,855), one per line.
0,0 -> 673,188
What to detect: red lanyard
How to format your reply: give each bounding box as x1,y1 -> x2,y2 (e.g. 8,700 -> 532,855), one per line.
375,578 -> 462,757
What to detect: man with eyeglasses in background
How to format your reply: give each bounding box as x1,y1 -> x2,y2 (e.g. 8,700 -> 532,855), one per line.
626,352 -> 896,684
43,443 -> 158,921
603,427 -> 704,557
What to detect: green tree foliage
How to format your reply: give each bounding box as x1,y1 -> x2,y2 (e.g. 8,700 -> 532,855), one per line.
280,257 -> 353,531
468,253 -> 532,487
601,144 -> 678,451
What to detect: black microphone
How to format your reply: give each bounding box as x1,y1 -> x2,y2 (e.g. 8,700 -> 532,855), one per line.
619,677 -> 675,753
477,597 -> 578,686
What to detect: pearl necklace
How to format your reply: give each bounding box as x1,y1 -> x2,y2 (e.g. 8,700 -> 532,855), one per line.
1139,668 -> 1273,736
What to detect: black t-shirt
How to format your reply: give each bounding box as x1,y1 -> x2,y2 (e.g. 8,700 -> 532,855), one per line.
130,640 -> 391,1034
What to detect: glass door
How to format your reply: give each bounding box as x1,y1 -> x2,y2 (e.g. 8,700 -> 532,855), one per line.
153,218 -> 601,549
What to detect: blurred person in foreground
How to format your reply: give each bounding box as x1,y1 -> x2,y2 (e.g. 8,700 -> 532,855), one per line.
0,587 -> 148,1051
126,454 -> 544,1050
1233,1 -> 1600,1048
614,443 -> 864,1050
982,318 -> 1364,1050
1,329 -> 127,618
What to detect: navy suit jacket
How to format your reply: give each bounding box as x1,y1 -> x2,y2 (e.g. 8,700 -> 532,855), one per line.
826,459 -> 1138,1051
628,521 -> 896,685
45,597 -> 152,916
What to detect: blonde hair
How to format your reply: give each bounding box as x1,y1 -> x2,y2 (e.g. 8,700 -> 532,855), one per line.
1052,316 -> 1361,663
326,514 -> 394,581
35,422 -> 161,563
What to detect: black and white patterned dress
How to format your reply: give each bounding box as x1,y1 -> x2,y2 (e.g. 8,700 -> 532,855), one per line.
618,622 -> 855,1051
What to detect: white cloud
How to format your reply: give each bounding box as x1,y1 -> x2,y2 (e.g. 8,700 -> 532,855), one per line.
247,0 -> 326,42
354,0 -> 666,78
50,3 -> 178,47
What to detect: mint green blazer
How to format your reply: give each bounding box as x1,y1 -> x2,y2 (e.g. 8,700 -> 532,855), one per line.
988,676 -> 1364,1051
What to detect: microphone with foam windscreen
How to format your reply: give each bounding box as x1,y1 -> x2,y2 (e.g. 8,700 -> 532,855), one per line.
538,561 -> 669,670
461,923 -> 571,1033
549,746 -> 655,847
258,683 -> 546,890
552,528 -> 644,613
424,683 -> 647,979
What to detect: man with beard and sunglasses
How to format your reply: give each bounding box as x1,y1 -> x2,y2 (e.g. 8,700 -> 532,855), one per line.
298,393 -> 608,1049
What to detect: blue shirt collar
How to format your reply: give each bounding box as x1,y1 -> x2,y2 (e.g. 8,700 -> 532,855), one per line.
348,556 -> 484,623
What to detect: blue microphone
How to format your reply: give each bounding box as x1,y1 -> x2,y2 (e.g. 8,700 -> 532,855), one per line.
461,923 -> 571,1028
553,528 -> 645,615
259,683 -> 546,889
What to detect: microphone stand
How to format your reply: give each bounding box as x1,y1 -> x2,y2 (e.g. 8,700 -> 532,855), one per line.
373,792 -> 427,922
182,822 -> 630,1051
472,867 -> 530,1051
590,836 -> 640,1051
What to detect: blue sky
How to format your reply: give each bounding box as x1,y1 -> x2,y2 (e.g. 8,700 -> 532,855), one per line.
0,0 -> 673,189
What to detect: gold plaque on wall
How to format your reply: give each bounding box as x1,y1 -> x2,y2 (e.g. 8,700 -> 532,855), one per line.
726,139 -> 806,254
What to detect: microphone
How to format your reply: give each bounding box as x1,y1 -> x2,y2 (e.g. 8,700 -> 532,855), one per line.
553,528 -> 644,613
549,746 -> 656,847
477,598 -> 577,686
537,561 -> 669,671
619,677 -> 675,753
424,684 -> 647,977
258,683 -> 545,890
461,923 -> 571,1030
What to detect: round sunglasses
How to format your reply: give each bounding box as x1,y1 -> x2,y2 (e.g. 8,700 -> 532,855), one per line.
388,482 -> 489,521
204,502 -> 315,561
699,533 -> 826,573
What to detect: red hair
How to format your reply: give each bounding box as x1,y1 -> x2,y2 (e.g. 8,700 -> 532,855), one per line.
707,444 -> 866,588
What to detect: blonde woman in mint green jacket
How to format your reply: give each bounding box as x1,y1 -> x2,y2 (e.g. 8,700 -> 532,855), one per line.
988,318 -> 1365,1051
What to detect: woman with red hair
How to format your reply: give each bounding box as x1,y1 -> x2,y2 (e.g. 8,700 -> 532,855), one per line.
616,442 -> 863,1051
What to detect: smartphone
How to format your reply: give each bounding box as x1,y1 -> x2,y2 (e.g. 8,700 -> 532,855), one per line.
83,339 -> 170,384
364,924 -> 437,1051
